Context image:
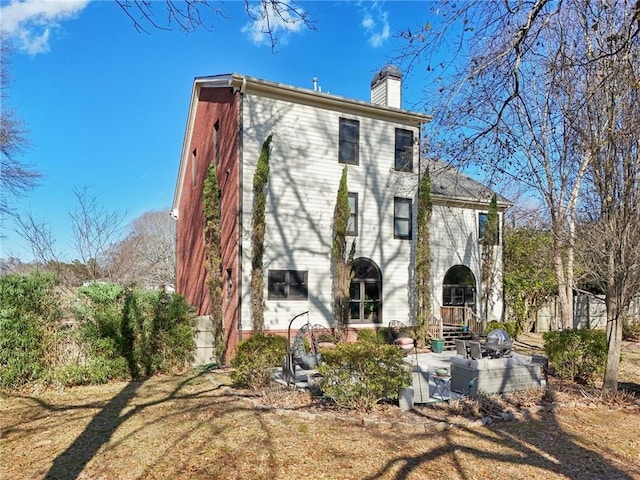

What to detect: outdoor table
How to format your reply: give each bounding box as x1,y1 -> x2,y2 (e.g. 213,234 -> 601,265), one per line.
432,374 -> 451,400
482,340 -> 513,358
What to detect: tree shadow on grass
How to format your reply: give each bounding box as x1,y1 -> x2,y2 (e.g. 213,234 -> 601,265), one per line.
42,372 -> 223,480
362,388 -> 638,480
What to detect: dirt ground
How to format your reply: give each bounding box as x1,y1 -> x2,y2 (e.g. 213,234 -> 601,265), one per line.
1,336 -> 639,480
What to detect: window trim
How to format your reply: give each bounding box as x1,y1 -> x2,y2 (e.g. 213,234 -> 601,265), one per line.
338,117 -> 360,165
394,197 -> 413,240
268,270 -> 309,300
347,192 -> 358,236
394,128 -> 414,172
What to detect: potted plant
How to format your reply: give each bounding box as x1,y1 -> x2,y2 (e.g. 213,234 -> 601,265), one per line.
428,332 -> 445,353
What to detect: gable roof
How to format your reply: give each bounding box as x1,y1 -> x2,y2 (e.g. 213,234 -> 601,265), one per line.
428,159 -> 511,209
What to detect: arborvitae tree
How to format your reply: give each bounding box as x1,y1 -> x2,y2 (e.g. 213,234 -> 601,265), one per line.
203,162 -> 224,363
481,194 -> 499,322
251,135 -> 273,333
332,166 -> 355,336
415,168 -> 433,343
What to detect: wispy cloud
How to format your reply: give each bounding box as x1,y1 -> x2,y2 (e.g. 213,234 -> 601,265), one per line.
360,1 -> 390,48
0,0 -> 90,55
242,0 -> 306,48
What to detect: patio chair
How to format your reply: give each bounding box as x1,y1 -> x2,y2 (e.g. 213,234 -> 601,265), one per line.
468,340 -> 484,360
292,322 -> 322,370
455,338 -> 468,358
387,320 -> 416,352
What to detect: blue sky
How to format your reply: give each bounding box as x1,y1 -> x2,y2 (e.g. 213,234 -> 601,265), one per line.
1,0 -> 438,261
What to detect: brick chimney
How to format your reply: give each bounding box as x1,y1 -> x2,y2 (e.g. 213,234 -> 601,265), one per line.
370,65 -> 402,108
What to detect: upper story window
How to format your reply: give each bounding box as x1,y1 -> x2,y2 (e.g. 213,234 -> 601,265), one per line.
339,118 -> 359,165
395,128 -> 414,172
394,197 -> 412,240
268,270 -> 308,300
478,212 -> 500,244
347,192 -> 358,236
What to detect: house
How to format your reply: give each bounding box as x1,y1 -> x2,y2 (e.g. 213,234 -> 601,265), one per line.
172,67 -> 509,363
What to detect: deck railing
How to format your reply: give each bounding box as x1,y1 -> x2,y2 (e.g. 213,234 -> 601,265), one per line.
426,315 -> 443,339
440,306 -> 484,334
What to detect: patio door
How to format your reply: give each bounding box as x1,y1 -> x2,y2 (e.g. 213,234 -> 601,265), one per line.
349,258 -> 382,324
442,265 -> 476,312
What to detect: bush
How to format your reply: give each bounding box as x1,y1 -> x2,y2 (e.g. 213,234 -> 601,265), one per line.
0,270 -> 61,320
0,311 -> 46,388
543,328 -> 607,384
73,284 -> 196,382
231,334 -> 288,389
484,321 -> 519,339
317,341 -> 411,411
356,329 -> 386,344
47,355 -> 129,387
0,271 -> 61,388
623,319 -> 640,341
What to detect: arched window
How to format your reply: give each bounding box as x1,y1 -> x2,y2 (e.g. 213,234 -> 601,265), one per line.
442,265 -> 476,311
349,258 -> 382,323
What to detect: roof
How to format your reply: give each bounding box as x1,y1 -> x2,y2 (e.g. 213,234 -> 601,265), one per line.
371,64 -> 402,86
428,159 -> 511,208
194,73 -> 431,124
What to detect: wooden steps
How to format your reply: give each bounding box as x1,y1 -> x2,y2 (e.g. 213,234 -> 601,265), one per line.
441,324 -> 473,350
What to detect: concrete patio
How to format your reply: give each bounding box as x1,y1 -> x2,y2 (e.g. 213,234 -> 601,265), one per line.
274,349 -> 466,406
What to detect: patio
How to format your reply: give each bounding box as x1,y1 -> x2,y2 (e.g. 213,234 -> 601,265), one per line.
274,347 -> 546,409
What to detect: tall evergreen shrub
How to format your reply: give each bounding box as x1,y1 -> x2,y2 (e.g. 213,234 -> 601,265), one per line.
332,166 -> 355,335
203,161 -> 224,363
415,168 -> 433,342
251,134 -> 273,333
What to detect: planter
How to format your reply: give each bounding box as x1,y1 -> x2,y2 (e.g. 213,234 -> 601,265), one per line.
431,338 -> 445,353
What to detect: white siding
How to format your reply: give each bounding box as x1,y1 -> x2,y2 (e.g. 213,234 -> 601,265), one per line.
371,78 -> 402,108
239,93 -> 421,331
430,204 -> 505,322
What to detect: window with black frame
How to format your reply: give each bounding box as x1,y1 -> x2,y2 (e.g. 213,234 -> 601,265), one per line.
268,270 -> 308,300
394,128 -> 413,172
339,118 -> 359,165
394,197 -> 412,240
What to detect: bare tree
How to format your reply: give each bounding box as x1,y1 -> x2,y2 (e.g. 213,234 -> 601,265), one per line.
0,40 -> 40,219
69,187 -> 128,280
14,211 -> 58,265
115,0 -> 314,51
106,210 -> 176,286
396,0 -> 639,387
571,5 -> 640,389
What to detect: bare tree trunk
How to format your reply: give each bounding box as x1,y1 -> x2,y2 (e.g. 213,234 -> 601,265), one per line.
603,281 -> 622,391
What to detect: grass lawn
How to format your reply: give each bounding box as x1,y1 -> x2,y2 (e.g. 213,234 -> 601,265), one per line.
2,337 -> 639,480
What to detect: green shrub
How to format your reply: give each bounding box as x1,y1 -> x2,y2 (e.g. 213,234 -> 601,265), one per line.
484,321 -> 519,339
47,355 -> 129,387
231,334 -> 288,389
543,329 -> 607,384
0,270 -> 61,321
0,311 -> 46,388
317,341 -> 411,411
0,271 -> 61,388
73,284 -> 196,381
623,319 -> 640,341
356,329 -> 386,344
